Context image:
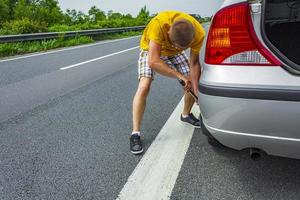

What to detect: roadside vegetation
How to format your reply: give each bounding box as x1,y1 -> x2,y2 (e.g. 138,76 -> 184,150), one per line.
0,31 -> 142,57
0,0 -> 211,58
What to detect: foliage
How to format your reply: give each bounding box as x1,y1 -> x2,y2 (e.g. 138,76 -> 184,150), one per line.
13,0 -> 32,19
65,9 -> 89,25
137,6 -> 150,22
107,11 -> 123,20
0,3 -> 211,58
0,2 -> 211,57
0,0 -> 9,24
0,18 -> 47,34
33,0 -> 64,25
13,0 -> 64,25
0,36 -> 93,57
93,30 -> 141,41
190,14 -> 211,23
0,4 -> 153,34
88,6 -> 106,22
0,2 -> 211,35
0,31 -> 141,57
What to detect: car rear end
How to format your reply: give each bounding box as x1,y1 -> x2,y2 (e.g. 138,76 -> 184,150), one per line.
199,0 -> 300,159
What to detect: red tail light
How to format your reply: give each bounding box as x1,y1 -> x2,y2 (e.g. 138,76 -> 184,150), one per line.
205,3 -> 281,66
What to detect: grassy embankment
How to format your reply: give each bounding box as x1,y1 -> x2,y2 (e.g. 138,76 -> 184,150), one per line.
0,31 -> 142,58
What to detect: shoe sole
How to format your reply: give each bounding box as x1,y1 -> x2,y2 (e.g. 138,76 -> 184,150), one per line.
181,120 -> 201,129
131,148 -> 144,155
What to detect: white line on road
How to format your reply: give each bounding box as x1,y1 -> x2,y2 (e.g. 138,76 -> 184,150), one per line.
117,98 -> 200,200
0,36 -> 141,63
60,46 -> 139,70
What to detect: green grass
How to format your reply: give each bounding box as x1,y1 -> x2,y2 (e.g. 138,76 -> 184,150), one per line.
0,31 -> 142,58
93,31 -> 142,40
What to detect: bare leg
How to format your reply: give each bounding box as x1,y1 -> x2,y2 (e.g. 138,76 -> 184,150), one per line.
132,77 -> 152,132
182,91 -> 195,116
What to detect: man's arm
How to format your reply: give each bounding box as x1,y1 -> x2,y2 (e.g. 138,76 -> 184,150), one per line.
148,40 -> 191,90
189,51 -> 201,96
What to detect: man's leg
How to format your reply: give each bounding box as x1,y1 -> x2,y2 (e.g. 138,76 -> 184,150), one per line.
182,90 -> 195,116
130,77 -> 152,155
132,77 -> 152,132
170,51 -> 201,128
130,50 -> 154,155
180,87 -> 201,128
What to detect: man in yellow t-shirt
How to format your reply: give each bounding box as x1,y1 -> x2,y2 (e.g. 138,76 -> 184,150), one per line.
130,11 -> 206,155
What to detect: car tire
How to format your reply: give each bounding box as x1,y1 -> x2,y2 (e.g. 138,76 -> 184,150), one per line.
200,115 -> 225,148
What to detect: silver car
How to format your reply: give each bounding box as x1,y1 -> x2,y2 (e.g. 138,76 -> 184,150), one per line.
199,0 -> 300,159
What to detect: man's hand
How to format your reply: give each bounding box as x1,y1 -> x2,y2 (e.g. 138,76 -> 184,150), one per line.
179,76 -> 192,91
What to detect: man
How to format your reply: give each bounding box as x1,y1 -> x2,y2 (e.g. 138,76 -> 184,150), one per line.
130,11 -> 206,155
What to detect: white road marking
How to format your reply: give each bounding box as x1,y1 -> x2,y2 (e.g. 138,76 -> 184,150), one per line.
117,98 -> 200,200
59,46 -> 139,70
0,36 -> 140,63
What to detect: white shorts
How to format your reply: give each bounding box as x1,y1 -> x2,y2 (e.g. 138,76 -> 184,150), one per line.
138,50 -> 190,80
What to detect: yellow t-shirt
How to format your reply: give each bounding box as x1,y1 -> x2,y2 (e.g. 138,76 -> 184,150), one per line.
140,11 -> 206,56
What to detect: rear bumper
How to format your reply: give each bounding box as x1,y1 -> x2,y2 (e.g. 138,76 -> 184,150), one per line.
200,84 -> 300,102
199,83 -> 300,159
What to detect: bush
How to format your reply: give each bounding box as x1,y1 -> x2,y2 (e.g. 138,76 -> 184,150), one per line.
0,36 -> 94,57
0,13 -> 151,35
49,23 -> 101,32
64,36 -> 93,46
48,19 -> 148,33
48,24 -> 71,32
0,18 -> 48,35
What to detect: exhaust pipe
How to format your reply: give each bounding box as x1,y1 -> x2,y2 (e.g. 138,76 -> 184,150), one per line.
250,148 -> 262,160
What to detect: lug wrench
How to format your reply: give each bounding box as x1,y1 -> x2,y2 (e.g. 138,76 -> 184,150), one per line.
178,79 -> 198,102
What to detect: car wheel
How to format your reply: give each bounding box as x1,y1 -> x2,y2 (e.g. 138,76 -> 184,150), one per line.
200,115 -> 225,148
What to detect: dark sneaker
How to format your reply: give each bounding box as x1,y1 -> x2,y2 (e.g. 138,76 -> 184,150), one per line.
181,113 -> 201,128
130,134 -> 144,155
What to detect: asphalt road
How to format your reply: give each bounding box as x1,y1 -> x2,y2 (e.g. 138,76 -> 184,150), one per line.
1,34 -> 300,200
171,129 -> 300,200
0,38 -> 140,122
0,36 -> 140,86
0,37 -> 183,199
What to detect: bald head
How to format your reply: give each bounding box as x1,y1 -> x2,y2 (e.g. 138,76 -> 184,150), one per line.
169,19 -> 195,48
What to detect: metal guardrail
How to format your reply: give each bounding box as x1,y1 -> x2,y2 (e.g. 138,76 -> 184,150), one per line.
0,26 -> 145,43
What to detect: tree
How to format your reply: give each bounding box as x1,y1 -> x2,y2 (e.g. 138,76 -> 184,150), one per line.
6,0 -> 20,18
14,0 -> 32,19
137,6 -> 150,21
33,0 -> 64,25
108,11 -> 123,20
190,14 -> 203,22
107,10 -> 113,18
76,11 -> 89,24
123,14 -> 133,20
12,0 -> 64,25
0,0 -> 9,24
65,9 -> 88,24
65,9 -> 77,23
88,6 -> 106,22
